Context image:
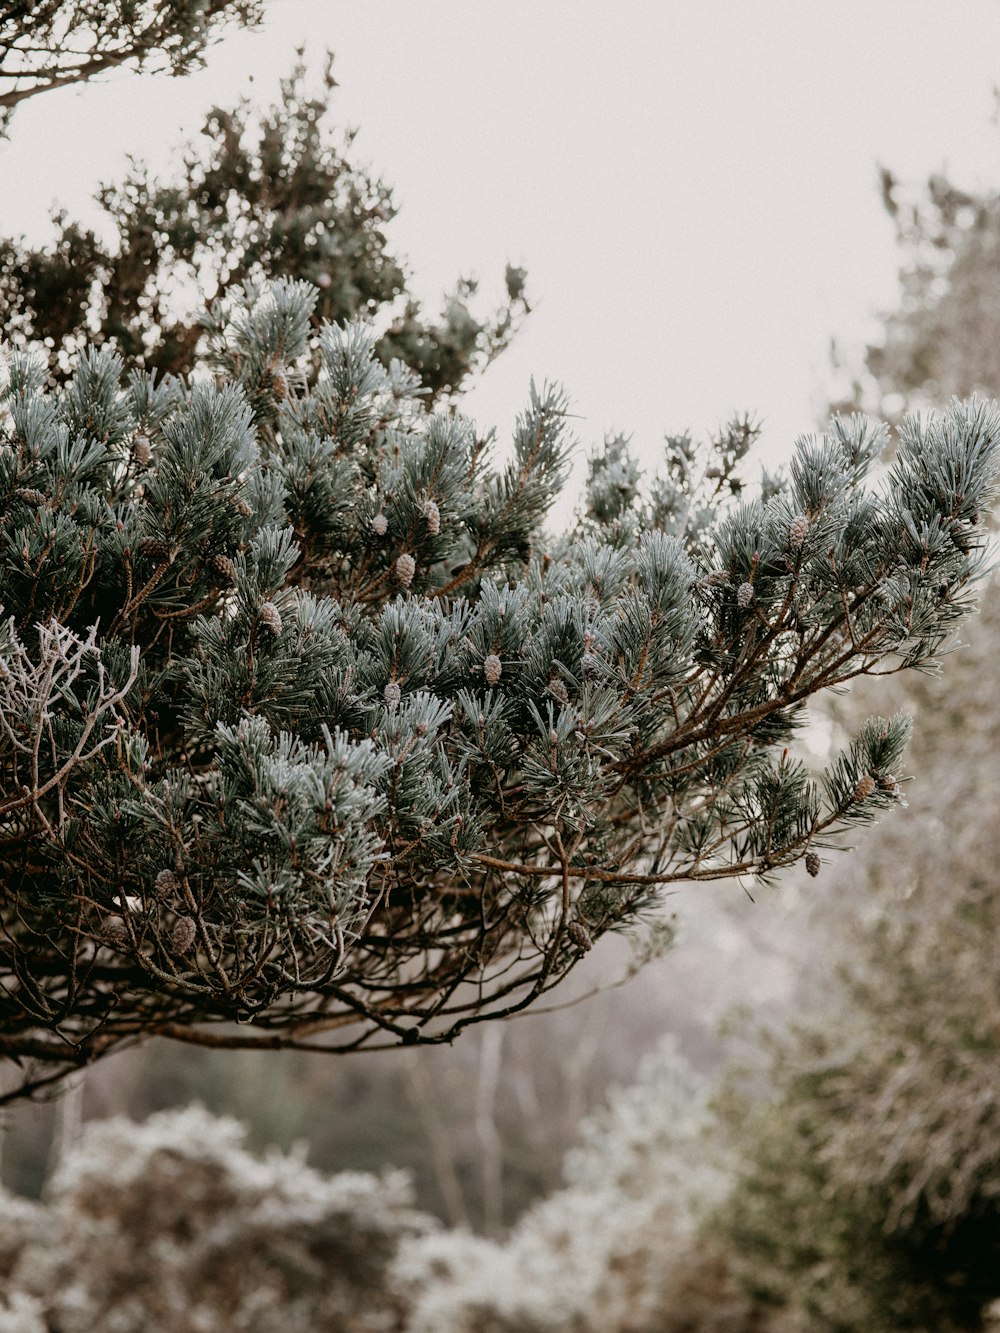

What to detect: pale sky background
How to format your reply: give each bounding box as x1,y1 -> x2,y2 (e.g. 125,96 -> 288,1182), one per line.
3,1 -> 1000,516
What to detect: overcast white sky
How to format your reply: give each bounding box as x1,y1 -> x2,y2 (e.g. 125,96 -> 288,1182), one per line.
3,1 -> 1000,512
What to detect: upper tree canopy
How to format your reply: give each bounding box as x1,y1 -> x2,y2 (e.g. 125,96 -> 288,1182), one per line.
1,271 -> 996,1103
0,1 -> 263,131
0,57 -> 529,399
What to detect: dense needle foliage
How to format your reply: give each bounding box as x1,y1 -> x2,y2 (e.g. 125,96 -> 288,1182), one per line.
0,269 -> 996,1102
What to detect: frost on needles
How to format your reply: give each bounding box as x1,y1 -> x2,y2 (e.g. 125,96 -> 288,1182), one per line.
0,278 -> 997,1101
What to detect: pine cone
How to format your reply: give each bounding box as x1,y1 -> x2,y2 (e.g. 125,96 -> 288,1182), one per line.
805,851 -> 820,878
137,536 -> 171,562
483,654 -> 502,687
854,773 -> 876,802
101,921 -> 131,951
736,581 -> 754,609
235,498 -> 253,518
789,514 -> 810,550
132,433 -> 152,466
271,369 -> 289,400
567,920 -> 593,951
259,601 -> 282,636
14,487 -> 46,508
548,678 -> 570,707
877,773 -> 899,794
154,868 -> 179,900
171,916 -> 197,954
423,499 -> 441,535
696,571 -> 730,590
209,553 -> 235,584
371,513 -> 389,537
395,553 -> 416,588
383,681 -> 402,709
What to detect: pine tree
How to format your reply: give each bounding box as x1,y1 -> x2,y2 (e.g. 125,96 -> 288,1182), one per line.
0,1 -> 263,132
0,56 -> 529,398
0,265 -> 997,1103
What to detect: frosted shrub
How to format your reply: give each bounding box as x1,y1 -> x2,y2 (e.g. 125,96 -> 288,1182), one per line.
2,1105 -> 435,1333
396,1041 -> 728,1332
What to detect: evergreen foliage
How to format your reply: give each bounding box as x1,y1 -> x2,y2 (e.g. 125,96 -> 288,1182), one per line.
0,1 -> 263,131
1,267 -> 997,1102
0,57 -> 529,397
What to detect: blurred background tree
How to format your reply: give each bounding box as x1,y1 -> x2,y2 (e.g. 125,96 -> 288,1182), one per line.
699,156 -> 1000,1328
0,56 -> 528,398
0,1 -> 264,132
711,590 -> 1000,1331
833,157 -> 1000,418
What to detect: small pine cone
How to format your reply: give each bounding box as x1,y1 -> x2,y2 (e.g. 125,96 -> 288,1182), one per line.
395,553 -> 416,588
567,920 -> 593,952
101,921 -> 130,951
371,512 -> 389,537
483,654 -> 502,687
582,651 -> 599,677
14,487 -> 46,507
154,868 -> 179,900
235,498 -> 253,519
209,553 -> 235,584
171,915 -> 197,954
736,581 -> 754,609
259,601 -> 282,636
271,369 -> 289,400
383,681 -> 402,709
877,773 -> 899,794
137,536 -> 171,561
789,513 -> 810,550
696,570 -> 730,590
853,773 -> 876,803
548,677 -> 570,707
132,433 -> 152,466
805,851 -> 821,878
423,499 -> 441,535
